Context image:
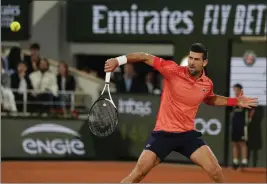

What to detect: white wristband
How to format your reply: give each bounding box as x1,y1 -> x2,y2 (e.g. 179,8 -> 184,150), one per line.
116,55 -> 127,66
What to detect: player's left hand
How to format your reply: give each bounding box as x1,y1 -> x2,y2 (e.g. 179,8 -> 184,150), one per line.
237,89 -> 258,109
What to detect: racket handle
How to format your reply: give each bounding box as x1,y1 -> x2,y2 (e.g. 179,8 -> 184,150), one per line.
105,72 -> 111,83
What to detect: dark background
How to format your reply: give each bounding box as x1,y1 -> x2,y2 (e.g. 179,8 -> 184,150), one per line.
1,0 -> 31,41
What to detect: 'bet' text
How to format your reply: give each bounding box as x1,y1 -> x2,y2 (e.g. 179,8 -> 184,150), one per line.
203,4 -> 267,35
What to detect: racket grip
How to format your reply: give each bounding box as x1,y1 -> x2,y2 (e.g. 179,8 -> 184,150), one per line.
105,72 -> 111,83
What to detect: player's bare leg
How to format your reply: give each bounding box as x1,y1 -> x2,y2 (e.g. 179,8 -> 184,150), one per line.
232,142 -> 239,169
239,142 -> 248,167
190,145 -> 224,183
120,150 -> 160,183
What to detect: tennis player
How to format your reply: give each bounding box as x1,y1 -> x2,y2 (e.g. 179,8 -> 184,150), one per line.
104,43 -> 258,183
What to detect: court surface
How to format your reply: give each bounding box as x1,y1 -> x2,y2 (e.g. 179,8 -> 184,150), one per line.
2,161 -> 266,183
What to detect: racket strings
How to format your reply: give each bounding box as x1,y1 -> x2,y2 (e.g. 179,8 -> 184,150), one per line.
88,99 -> 118,137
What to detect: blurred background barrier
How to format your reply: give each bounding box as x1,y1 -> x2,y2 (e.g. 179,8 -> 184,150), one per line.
1,92 -> 266,166
2,94 -> 226,163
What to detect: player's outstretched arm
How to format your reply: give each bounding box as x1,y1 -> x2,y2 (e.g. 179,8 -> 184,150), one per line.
204,95 -> 232,106
204,91 -> 258,109
126,52 -> 155,66
104,52 -> 155,72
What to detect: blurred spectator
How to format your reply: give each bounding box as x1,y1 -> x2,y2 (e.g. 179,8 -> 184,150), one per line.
1,59 -> 17,112
116,63 -> 146,93
56,63 -> 76,110
24,43 -> 41,74
230,83 -> 251,169
145,72 -> 161,95
145,72 -> 154,93
1,58 -> 11,88
1,55 -> 11,74
112,65 -> 122,82
4,46 -> 22,75
29,58 -> 58,113
11,62 -> 34,112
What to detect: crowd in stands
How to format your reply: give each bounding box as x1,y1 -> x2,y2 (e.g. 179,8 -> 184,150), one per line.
1,43 -> 163,115
115,63 -> 162,95
1,43 -> 76,115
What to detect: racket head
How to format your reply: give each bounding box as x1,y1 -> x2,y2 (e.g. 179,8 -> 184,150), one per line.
87,97 -> 118,137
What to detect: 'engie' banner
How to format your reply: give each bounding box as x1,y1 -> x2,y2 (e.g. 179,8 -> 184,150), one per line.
1,119 -> 95,159
1,94 -> 226,163
67,0 -> 267,42
1,0 -> 30,41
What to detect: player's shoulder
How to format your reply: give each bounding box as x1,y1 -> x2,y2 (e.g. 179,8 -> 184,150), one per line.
154,56 -> 176,64
153,56 -> 180,68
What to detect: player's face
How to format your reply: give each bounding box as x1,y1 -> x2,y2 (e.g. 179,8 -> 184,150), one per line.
233,87 -> 241,97
188,51 -> 207,76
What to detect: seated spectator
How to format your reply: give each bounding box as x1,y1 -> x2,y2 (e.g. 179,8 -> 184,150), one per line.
4,46 -> 22,75
145,72 -> 154,94
1,58 -> 10,88
1,55 -> 13,75
29,58 -> 58,113
11,62 -> 34,112
56,63 -> 76,111
24,43 -> 41,74
1,59 -> 17,112
145,72 -> 161,95
116,63 -> 147,93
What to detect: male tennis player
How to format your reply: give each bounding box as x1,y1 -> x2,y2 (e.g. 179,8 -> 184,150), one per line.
104,43 -> 258,183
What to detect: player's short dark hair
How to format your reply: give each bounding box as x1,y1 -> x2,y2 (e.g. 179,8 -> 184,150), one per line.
190,43 -> 208,60
233,83 -> 243,89
30,43 -> 40,50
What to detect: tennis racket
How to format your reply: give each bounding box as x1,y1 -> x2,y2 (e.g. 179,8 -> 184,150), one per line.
87,72 -> 118,137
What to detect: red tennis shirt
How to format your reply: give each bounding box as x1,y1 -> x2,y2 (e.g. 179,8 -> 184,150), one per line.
153,56 -> 215,133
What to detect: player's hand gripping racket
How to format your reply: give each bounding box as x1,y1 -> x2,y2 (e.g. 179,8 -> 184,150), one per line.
87,72 -> 118,137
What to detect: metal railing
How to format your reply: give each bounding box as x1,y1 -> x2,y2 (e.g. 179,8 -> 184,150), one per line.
1,88 -> 93,117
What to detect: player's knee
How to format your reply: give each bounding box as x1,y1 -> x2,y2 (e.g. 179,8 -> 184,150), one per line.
133,164 -> 149,180
207,164 -> 223,181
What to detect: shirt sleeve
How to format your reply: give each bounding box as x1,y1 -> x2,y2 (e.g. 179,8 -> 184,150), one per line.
203,81 -> 216,105
153,56 -> 180,79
